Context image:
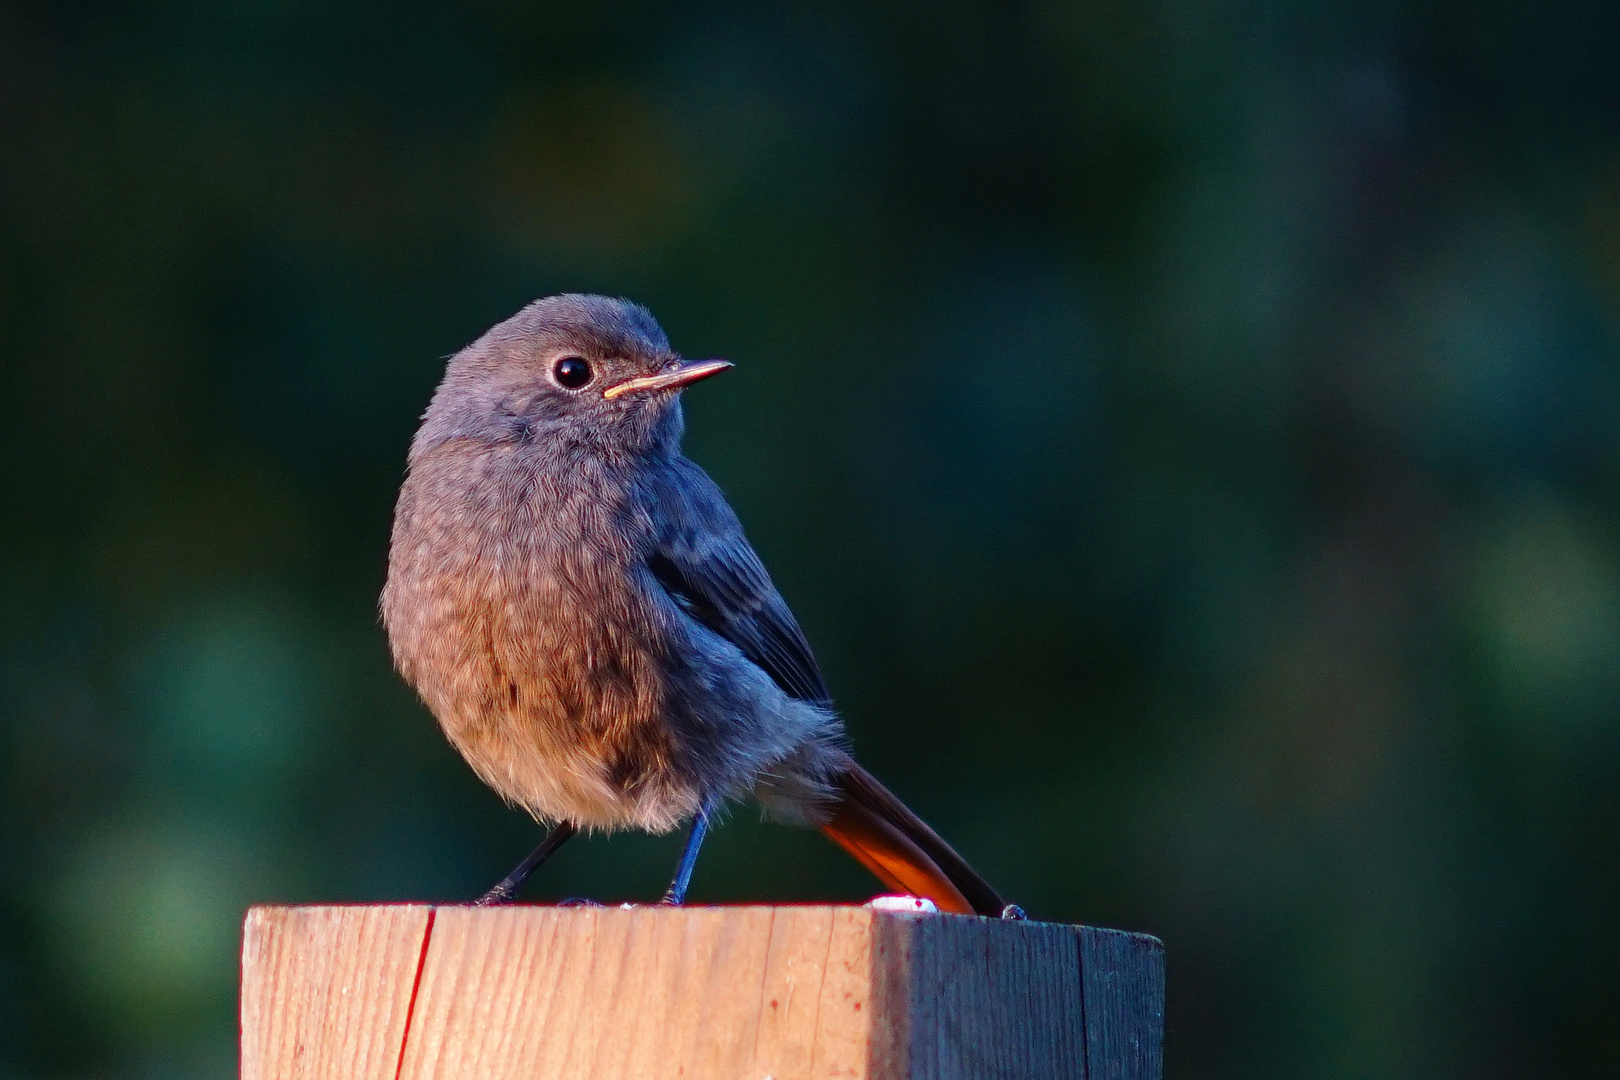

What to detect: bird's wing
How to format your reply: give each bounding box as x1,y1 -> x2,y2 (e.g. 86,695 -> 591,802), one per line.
643,459 -> 831,706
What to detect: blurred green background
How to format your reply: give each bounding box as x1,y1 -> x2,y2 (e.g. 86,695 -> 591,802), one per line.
3,0 -> 1619,1076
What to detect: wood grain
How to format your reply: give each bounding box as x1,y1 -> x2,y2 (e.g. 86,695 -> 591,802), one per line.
240,904 -> 1164,1080
872,911 -> 1087,1079
241,904 -> 434,1080
1078,927 -> 1166,1080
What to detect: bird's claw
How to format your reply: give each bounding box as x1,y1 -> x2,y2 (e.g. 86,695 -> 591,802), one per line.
1000,904 -> 1027,921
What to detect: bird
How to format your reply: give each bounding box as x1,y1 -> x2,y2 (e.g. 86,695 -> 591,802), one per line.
381,293 -> 1018,918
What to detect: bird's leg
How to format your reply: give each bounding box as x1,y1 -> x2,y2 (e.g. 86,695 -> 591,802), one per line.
476,821 -> 577,905
659,796 -> 720,906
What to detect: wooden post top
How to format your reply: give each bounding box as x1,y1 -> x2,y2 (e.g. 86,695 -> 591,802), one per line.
241,903 -> 1163,1080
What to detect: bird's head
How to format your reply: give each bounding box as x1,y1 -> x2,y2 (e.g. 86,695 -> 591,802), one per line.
412,294 -> 731,460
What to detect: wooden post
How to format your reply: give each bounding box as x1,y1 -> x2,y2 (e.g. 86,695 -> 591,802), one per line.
241,904 -> 1163,1080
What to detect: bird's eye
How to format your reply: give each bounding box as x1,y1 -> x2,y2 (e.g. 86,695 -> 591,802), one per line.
552,356 -> 592,389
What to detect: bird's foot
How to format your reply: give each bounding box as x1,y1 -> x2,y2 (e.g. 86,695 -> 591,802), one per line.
558,897 -> 605,908
1000,904 -> 1027,921
474,883 -> 517,906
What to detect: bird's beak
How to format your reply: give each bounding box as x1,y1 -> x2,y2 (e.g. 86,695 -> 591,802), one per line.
602,359 -> 734,400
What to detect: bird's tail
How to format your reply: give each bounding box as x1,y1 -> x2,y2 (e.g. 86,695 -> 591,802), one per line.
818,760 -> 1007,917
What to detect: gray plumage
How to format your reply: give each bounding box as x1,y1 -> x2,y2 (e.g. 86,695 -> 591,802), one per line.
383,293 -> 1012,917
382,294 -> 843,835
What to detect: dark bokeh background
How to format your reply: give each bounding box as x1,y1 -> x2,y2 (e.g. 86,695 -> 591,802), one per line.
3,1 -> 1619,1076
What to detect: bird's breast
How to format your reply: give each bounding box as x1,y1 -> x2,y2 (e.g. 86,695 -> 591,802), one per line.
383,444 -> 699,828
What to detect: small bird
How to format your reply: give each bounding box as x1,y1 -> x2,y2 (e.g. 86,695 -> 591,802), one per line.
382,294 -> 1016,917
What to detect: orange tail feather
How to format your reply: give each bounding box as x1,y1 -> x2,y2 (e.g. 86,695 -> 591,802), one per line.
818,762 -> 1006,917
